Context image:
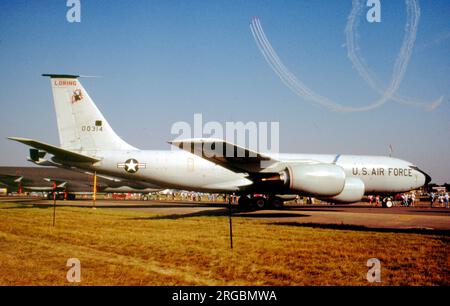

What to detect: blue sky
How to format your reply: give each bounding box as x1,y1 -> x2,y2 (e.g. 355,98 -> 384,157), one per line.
0,0 -> 449,183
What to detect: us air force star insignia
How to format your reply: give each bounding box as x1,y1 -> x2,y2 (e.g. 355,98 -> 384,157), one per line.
117,159 -> 146,174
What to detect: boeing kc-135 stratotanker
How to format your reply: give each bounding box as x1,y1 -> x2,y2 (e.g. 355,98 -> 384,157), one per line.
8,74 -> 431,208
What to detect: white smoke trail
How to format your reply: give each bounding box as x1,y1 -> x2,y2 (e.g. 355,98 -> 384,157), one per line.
251,19 -> 350,112
345,0 -> 443,111
250,23 -> 305,101
250,0 -> 439,112
252,17 -> 386,112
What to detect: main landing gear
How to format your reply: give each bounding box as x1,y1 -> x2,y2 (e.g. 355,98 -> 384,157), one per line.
238,194 -> 284,210
47,192 -> 76,201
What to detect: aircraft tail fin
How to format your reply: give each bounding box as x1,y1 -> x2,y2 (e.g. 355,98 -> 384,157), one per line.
43,74 -> 136,151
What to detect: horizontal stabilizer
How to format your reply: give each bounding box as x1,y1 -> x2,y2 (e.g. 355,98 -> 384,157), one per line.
0,174 -> 24,185
8,137 -> 100,163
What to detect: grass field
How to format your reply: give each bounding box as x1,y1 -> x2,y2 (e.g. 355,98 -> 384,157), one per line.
0,202 -> 448,286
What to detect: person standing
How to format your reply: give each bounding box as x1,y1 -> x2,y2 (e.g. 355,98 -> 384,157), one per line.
401,194 -> 407,206
445,193 -> 449,209
430,192 -> 435,207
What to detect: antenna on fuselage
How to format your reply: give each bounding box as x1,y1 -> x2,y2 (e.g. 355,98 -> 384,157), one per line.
389,144 -> 394,157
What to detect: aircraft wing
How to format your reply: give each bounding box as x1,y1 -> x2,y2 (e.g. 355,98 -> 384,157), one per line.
169,138 -> 277,173
0,174 -> 24,186
8,137 -> 100,163
43,178 -> 68,188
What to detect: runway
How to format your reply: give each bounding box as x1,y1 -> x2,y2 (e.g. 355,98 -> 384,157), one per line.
5,198 -> 450,232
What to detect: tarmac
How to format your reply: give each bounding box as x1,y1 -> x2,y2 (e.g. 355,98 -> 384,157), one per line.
2,197 -> 449,232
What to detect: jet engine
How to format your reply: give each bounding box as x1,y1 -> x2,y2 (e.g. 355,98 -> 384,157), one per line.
282,164 -> 346,196
320,177 -> 365,203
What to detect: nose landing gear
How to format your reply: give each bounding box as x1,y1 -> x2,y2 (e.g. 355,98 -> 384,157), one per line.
382,197 -> 393,208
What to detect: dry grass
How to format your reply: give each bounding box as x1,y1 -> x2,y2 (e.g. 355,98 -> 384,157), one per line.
0,202 -> 448,286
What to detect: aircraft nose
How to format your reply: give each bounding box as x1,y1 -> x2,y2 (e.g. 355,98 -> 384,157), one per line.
409,166 -> 431,188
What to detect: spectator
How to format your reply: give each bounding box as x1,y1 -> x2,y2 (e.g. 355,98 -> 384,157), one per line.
401,194 -> 407,207
375,195 -> 380,206
445,193 -> 449,209
430,192 -> 435,207
411,193 -> 416,207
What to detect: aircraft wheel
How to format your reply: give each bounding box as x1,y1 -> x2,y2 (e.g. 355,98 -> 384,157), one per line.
252,196 -> 267,209
238,195 -> 251,208
383,198 -> 393,208
270,197 -> 284,209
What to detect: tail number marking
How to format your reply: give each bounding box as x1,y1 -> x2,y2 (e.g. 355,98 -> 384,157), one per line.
81,125 -> 103,132
81,121 -> 103,132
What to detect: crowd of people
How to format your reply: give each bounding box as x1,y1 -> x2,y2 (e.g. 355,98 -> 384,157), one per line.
368,191 -> 450,208
430,192 -> 450,208
121,189 -> 450,208
399,193 -> 417,207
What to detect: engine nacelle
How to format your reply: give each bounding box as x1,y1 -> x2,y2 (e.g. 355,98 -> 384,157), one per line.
321,177 -> 365,203
283,164 -> 346,196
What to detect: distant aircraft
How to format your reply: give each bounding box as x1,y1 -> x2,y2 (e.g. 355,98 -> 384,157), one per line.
8,74 -> 431,208
0,166 -> 161,200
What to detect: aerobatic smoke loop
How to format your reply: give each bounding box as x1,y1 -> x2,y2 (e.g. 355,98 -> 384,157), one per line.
250,0 -> 443,112
345,0 -> 443,110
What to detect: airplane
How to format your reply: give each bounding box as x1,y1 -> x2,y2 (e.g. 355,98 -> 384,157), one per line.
8,74 -> 431,208
0,166 -> 161,200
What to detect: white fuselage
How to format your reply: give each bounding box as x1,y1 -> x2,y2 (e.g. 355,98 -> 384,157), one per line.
67,149 -> 427,194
